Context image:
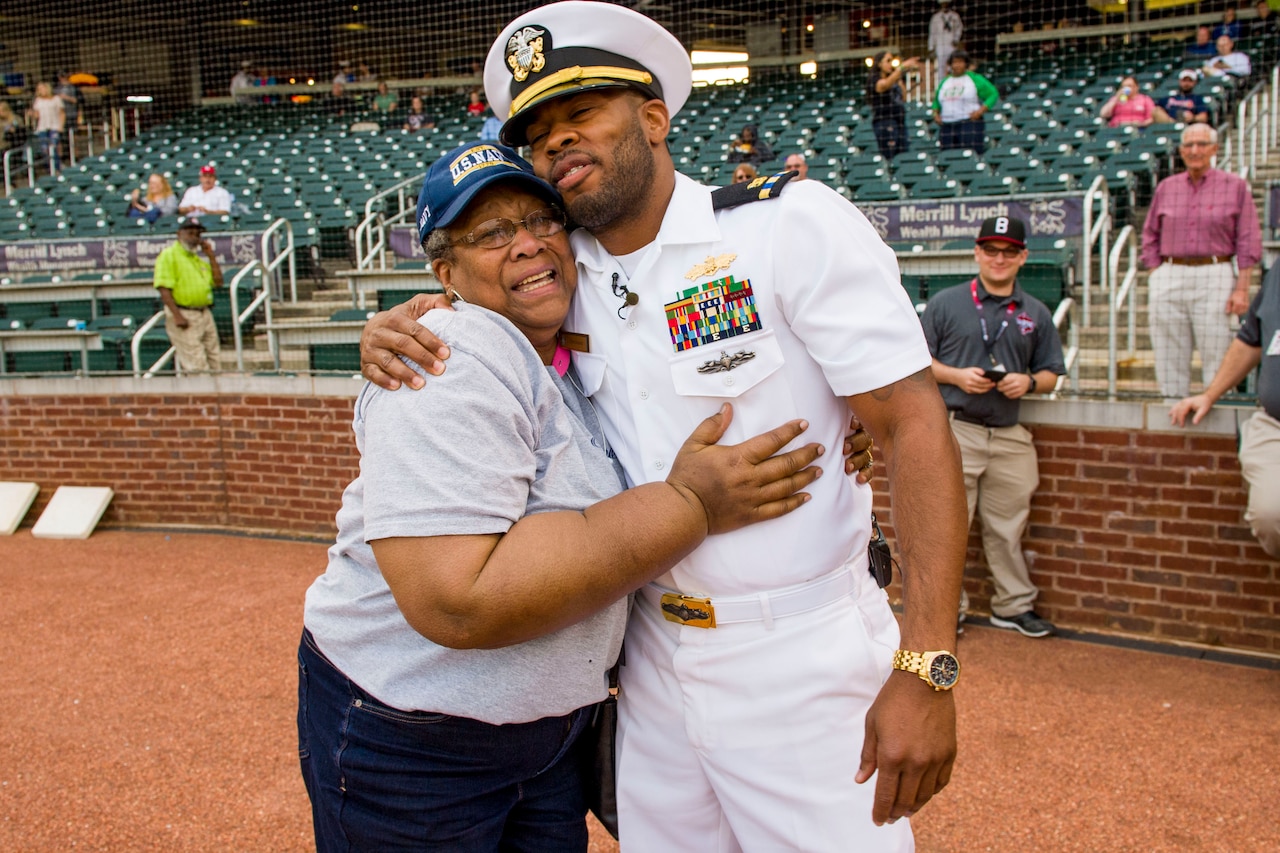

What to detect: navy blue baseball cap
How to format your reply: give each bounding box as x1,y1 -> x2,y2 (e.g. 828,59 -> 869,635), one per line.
415,142 -> 559,247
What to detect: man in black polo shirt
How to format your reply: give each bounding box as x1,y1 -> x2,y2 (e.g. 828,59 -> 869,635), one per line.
922,216 -> 1066,638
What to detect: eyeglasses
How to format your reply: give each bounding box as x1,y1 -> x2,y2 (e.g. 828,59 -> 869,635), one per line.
978,244 -> 1024,259
452,207 -> 567,249
1180,141 -> 1215,149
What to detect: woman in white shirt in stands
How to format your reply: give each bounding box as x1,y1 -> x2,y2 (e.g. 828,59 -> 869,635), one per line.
27,82 -> 65,174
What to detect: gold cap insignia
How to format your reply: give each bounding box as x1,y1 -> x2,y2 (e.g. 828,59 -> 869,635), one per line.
683,253 -> 737,281
506,26 -> 548,83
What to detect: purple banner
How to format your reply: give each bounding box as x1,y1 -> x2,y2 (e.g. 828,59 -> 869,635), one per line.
389,226 -> 425,260
0,233 -> 265,275
854,195 -> 1085,243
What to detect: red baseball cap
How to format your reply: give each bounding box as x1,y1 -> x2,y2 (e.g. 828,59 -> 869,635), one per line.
199,164 -> 217,176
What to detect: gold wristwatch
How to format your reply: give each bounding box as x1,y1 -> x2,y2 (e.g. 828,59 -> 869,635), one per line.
892,649 -> 960,691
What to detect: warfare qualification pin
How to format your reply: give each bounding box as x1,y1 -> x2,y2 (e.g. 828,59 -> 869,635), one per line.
506,26 -> 547,82
697,350 -> 756,374
684,253 -> 737,281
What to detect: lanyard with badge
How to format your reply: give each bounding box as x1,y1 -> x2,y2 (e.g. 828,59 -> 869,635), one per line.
970,278 -> 1017,379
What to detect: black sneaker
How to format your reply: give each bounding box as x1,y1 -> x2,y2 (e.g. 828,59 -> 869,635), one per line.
989,610 -> 1056,638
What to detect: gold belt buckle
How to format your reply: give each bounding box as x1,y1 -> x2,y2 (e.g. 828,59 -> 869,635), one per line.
659,593 -> 716,629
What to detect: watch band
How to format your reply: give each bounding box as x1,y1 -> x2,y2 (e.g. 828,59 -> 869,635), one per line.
892,649 -> 960,690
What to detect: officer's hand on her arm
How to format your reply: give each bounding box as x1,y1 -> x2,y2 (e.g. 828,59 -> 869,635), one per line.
665,404 -> 823,535
359,293 -> 455,389
844,414 -> 876,483
856,672 -> 957,826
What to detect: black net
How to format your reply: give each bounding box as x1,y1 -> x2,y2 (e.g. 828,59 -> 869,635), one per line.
0,0 -> 1275,394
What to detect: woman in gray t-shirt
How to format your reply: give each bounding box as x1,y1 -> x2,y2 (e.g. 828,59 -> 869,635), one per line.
299,143 -> 826,852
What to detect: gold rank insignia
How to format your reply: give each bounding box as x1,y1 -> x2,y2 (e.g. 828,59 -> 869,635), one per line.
684,253 -> 737,281
506,27 -> 547,82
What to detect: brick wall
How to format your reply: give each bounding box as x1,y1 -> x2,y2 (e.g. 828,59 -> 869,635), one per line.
0,392 -> 358,535
874,413 -> 1279,656
2,386 -> 1277,655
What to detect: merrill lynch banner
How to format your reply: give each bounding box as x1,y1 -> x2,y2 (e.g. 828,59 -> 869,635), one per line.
0,233 -> 264,275
857,195 -> 1084,243
388,195 -> 1085,257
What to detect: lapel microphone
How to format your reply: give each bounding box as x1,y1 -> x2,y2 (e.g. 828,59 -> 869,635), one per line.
611,273 -> 639,318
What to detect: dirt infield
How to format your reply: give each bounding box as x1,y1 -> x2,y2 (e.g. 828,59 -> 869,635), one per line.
1,531 -> 1276,852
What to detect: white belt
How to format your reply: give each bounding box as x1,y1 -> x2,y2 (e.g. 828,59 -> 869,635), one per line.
640,562 -> 860,629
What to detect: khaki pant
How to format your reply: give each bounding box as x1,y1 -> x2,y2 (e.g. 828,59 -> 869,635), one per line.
1148,262 -> 1237,399
951,418 -> 1041,618
165,305 -> 220,372
1239,410 -> 1280,558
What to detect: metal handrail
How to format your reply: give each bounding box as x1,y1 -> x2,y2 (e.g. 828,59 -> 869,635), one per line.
2,147 -> 33,196
229,261 -> 273,371
1106,225 -> 1139,397
1080,174 -> 1111,327
1229,77 -> 1271,175
130,310 -> 178,378
260,217 -> 298,302
356,172 -> 425,270
1051,297 -> 1078,397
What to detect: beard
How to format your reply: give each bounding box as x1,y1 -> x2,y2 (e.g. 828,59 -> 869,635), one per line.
563,112 -> 656,233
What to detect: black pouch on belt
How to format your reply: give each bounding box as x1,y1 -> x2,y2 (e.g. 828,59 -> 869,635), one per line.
868,512 -> 893,589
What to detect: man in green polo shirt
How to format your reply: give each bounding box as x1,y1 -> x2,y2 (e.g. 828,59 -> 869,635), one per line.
154,216 -> 223,371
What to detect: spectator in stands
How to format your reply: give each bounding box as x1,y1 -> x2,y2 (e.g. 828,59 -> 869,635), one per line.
1185,26 -> 1217,61
1212,7 -> 1242,42
479,111 -> 503,142
230,61 -> 255,104
0,102 -> 19,152
326,80 -> 352,117
929,0 -> 964,73
403,95 -> 435,132
334,60 -> 353,86
726,123 -> 774,166
1204,35 -> 1252,80
27,82 -> 65,174
154,217 -> 223,372
55,71 -> 84,135
466,89 -> 486,117
1099,76 -> 1157,128
357,61 -> 376,83
178,164 -> 233,218
783,152 -> 809,180
1251,0 -> 1278,35
868,51 -> 919,160
732,162 -> 757,184
299,143 -> 825,851
1155,70 -> 1211,124
372,81 -> 398,114
128,173 -> 178,223
1142,124 -> 1261,399
1169,268 -> 1280,558
932,51 -> 997,155
922,216 -> 1066,639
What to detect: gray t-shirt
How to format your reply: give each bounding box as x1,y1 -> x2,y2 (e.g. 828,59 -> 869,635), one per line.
922,278 -> 1066,428
304,304 -> 629,724
1236,266 -> 1280,419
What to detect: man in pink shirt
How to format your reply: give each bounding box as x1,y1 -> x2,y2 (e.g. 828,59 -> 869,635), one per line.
1141,123 -> 1261,398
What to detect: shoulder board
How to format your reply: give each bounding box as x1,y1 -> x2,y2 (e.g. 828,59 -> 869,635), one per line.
711,170 -> 798,211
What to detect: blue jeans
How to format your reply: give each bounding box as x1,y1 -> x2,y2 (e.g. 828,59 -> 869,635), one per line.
37,129 -> 61,173
939,118 -> 986,154
297,629 -> 591,852
872,119 -> 909,160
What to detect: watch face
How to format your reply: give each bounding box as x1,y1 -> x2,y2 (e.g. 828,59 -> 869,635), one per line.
928,653 -> 960,688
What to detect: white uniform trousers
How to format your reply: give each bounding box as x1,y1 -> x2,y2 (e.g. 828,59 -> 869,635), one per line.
615,556 -> 914,853
951,418 -> 1041,618
1148,262 -> 1237,399
1239,410 -> 1280,558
